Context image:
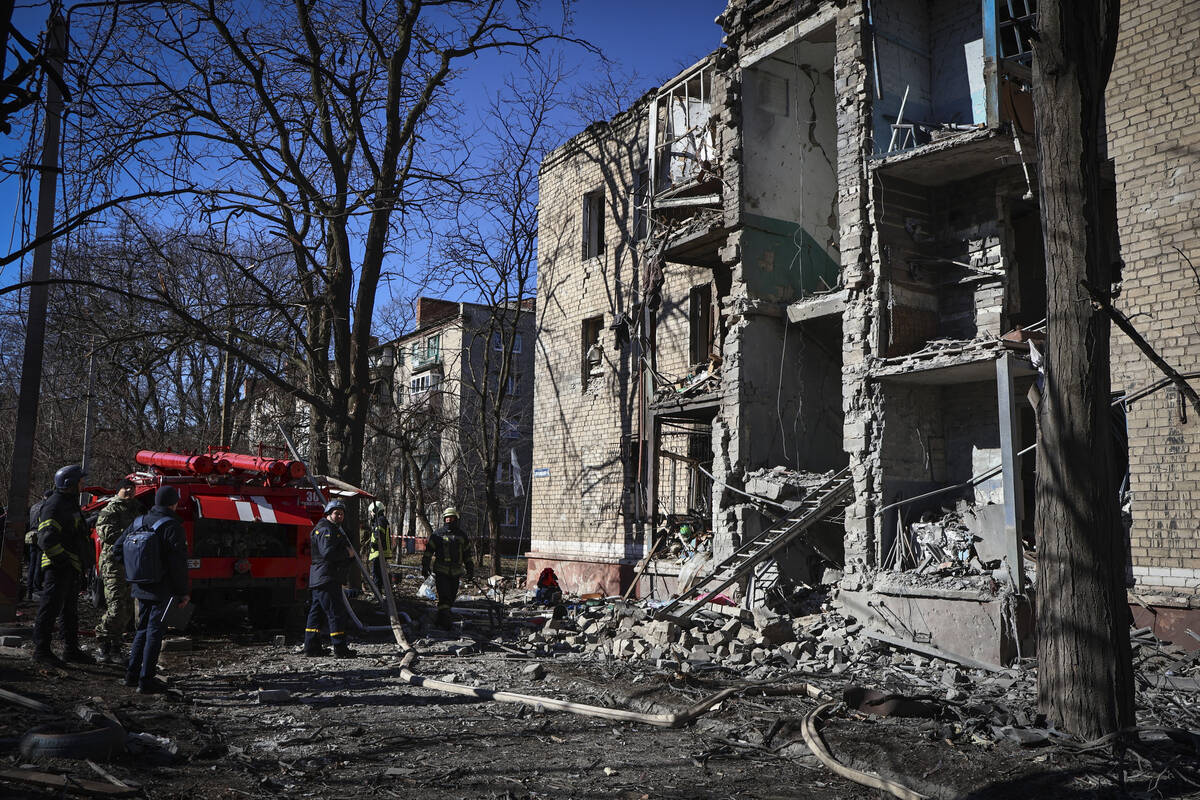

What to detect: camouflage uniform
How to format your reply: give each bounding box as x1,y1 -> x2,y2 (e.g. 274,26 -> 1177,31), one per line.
94,495 -> 140,653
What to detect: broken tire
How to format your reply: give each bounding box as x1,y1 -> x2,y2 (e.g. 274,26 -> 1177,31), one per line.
20,717 -> 126,760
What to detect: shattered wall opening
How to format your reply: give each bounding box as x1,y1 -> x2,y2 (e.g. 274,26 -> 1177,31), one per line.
741,25 -> 839,300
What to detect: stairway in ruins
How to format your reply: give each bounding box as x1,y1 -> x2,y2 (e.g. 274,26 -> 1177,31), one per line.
653,466 -> 854,624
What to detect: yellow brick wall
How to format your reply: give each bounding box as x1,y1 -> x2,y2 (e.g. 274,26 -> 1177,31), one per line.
1107,0 -> 1200,593
530,104 -> 712,562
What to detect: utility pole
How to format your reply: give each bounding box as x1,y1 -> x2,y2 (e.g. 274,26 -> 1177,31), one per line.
80,336 -> 98,506
0,14 -> 67,621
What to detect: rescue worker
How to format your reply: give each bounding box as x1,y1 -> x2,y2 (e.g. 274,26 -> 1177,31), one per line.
114,484 -> 189,694
365,501 -> 391,595
32,465 -> 96,667
24,489 -> 52,600
303,499 -> 357,658
421,507 -> 474,628
94,479 -> 140,664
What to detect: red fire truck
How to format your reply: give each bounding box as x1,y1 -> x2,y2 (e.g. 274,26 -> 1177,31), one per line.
85,448 -> 370,627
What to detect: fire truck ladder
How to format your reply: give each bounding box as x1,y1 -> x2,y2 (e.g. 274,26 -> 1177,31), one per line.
654,467 -> 854,624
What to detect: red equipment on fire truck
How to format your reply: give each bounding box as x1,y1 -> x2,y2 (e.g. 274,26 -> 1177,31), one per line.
85,447 -> 371,627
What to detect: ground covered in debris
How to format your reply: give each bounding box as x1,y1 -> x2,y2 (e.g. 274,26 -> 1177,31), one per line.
1,586 -> 1198,799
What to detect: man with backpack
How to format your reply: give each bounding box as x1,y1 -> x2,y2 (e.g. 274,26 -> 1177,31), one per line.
32,466 -> 96,667
113,485 -> 190,694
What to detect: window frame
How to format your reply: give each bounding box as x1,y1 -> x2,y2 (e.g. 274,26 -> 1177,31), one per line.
582,189 -> 606,260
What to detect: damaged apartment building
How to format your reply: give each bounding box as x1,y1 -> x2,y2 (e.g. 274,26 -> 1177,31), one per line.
530,0 -> 1200,666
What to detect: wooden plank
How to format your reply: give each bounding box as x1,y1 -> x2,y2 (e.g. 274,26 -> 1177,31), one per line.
0,687 -> 55,713
0,768 -> 138,797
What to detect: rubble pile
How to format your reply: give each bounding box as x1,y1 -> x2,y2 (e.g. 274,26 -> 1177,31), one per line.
743,466 -> 836,507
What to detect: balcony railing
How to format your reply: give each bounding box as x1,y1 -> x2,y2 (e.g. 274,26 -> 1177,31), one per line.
411,350 -> 442,371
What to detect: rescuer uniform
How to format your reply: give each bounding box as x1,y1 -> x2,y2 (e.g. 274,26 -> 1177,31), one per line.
94,482 -> 140,663
365,502 -> 391,595
422,507 -> 474,627
32,466 -> 96,667
114,485 -> 190,694
304,501 -> 356,658
24,490 -> 51,600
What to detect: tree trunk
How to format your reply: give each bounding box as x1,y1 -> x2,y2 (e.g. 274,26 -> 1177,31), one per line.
487,488 -> 502,576
1032,0 -> 1133,739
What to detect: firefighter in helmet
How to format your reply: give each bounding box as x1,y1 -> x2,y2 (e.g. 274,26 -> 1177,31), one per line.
32,465 -> 96,667
364,500 -> 391,596
421,506 -> 473,628
303,499 -> 356,658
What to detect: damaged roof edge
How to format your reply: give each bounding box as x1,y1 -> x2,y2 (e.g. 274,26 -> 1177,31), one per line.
537,48 -> 724,177
656,49 -> 721,96
538,91 -> 656,176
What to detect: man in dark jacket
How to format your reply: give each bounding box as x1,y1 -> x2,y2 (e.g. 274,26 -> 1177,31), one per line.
32,465 -> 96,667
365,501 -> 392,596
303,499 -> 356,658
422,507 -> 474,628
113,485 -> 189,694
24,489 -> 52,601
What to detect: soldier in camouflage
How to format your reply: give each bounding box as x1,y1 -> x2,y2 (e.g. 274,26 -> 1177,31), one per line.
94,479 -> 140,664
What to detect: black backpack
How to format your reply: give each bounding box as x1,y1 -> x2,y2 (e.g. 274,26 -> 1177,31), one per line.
123,516 -> 172,584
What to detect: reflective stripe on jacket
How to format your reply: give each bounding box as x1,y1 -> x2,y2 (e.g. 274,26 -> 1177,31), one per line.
422,522 -> 473,578
37,491 -> 86,572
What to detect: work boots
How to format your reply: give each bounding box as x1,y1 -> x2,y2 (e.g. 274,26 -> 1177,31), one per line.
62,647 -> 97,665
301,644 -> 329,657
97,640 -> 124,665
332,644 -> 357,659
32,650 -> 65,669
137,677 -> 169,695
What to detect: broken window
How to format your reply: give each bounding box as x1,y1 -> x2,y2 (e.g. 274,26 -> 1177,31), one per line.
501,505 -> 518,527
689,284 -> 716,365
496,461 -> 513,485
632,167 -> 650,241
997,0 -> 1037,68
652,66 -> 713,193
582,315 -> 604,388
582,189 -> 605,259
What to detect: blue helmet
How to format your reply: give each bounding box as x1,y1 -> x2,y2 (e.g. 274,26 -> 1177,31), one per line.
323,499 -> 346,515
53,464 -> 87,490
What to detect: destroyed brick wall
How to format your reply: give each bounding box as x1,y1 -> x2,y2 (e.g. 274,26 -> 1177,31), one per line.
836,0 -> 883,588
1107,0 -> 1200,598
530,99 -> 708,590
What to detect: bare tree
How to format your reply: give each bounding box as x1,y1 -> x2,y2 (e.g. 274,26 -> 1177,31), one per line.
4,0 -> 581,540
1032,0 -> 1134,738
438,61 -> 564,574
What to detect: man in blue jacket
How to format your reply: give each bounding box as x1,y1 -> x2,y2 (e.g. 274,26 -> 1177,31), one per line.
303,499 -> 357,658
114,485 -> 190,694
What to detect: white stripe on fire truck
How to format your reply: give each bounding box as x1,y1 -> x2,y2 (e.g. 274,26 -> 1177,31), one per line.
251,496 -> 277,524
234,500 -> 256,522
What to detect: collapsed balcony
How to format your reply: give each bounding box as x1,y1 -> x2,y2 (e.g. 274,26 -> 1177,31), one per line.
647,60 -> 726,268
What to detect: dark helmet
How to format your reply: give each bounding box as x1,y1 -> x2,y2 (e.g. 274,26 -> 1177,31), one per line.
53,464 -> 87,491
323,499 -> 346,515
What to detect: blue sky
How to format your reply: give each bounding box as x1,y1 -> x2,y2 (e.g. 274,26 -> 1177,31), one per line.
0,1 -> 727,305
